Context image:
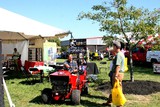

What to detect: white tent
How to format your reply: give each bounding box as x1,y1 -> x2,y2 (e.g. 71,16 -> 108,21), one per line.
0,8 -> 70,65
0,8 -> 69,41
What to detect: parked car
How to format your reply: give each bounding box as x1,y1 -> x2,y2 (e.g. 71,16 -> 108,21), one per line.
146,51 -> 160,63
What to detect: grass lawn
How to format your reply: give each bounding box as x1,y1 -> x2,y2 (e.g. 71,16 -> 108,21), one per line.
4,58 -> 160,107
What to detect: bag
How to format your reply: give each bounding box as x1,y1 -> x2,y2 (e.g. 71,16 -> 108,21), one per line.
112,79 -> 126,106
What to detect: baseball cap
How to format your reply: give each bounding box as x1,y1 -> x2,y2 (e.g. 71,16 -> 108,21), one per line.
113,40 -> 121,48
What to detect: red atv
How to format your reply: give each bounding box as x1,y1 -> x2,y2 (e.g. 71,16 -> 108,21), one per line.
41,67 -> 88,105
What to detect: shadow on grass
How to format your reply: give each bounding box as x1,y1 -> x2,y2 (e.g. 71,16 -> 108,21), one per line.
80,99 -> 106,107
89,79 -> 107,87
97,80 -> 160,95
29,95 -> 74,106
83,94 -> 108,100
29,95 -> 42,103
19,79 -> 42,85
4,70 -> 28,80
29,94 -> 108,107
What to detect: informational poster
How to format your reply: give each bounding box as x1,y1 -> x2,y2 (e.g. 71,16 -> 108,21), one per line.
43,41 -> 57,65
153,63 -> 160,73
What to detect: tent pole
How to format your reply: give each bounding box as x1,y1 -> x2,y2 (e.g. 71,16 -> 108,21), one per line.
17,32 -> 28,40
0,40 -> 4,107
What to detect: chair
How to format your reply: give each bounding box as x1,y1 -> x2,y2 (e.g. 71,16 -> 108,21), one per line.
21,66 -> 41,82
99,61 -> 108,72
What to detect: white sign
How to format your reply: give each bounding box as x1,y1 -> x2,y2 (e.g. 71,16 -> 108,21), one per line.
153,64 -> 160,73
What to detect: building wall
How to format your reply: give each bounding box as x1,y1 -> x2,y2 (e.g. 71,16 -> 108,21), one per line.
87,37 -> 105,45
61,40 -> 69,46
29,39 -> 43,48
61,37 -> 107,52
97,45 -> 107,52
87,45 -> 107,52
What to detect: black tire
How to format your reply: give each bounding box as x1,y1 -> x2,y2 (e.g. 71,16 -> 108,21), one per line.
41,88 -> 52,104
151,59 -> 158,67
84,86 -> 88,95
82,83 -> 89,95
71,90 -> 81,105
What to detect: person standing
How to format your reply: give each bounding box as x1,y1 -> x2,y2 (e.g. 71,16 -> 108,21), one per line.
103,41 -> 125,107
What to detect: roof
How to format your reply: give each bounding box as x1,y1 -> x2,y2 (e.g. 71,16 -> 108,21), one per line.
0,8 -> 69,41
86,36 -> 103,39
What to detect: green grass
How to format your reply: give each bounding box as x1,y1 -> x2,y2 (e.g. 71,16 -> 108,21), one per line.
4,58 -> 160,107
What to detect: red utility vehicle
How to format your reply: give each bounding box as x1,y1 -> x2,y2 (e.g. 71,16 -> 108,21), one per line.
41,67 -> 88,105
125,47 -> 147,64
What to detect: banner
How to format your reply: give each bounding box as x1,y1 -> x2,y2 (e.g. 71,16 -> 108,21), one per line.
43,41 -> 57,65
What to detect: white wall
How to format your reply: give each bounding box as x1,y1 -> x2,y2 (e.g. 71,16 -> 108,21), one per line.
2,40 -> 29,65
87,37 -> 105,45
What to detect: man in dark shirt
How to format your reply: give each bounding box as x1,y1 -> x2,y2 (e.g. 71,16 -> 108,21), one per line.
64,54 -> 78,73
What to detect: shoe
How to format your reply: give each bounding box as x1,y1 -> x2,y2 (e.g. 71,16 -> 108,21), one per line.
102,102 -> 111,106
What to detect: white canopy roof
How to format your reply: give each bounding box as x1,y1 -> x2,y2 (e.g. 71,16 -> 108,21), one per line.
0,8 -> 69,41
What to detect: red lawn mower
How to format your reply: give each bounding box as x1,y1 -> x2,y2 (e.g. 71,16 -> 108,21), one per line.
41,66 -> 88,105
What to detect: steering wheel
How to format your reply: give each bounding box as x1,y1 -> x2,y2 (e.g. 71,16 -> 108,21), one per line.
78,69 -> 84,75
67,67 -> 75,74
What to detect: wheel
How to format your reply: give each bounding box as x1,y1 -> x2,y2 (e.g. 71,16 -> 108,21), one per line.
83,84 -> 89,95
41,88 -> 52,104
151,59 -> 158,67
82,83 -> 89,95
71,90 -> 81,105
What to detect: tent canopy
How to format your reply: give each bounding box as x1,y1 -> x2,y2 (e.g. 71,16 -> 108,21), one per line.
0,8 -> 70,41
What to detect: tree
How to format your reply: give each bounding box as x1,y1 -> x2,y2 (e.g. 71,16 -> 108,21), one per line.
48,37 -> 61,46
151,35 -> 160,50
78,0 -> 160,82
61,46 -> 68,52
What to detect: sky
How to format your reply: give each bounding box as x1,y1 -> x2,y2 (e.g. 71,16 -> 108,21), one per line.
0,0 -> 160,40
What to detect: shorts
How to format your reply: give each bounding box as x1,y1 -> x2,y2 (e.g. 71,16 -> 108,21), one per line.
108,71 -> 124,88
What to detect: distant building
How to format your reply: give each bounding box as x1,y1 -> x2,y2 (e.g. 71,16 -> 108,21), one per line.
61,36 -> 107,52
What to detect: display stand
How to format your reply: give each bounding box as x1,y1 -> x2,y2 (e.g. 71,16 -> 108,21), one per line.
69,37 -> 99,82
69,38 -> 87,70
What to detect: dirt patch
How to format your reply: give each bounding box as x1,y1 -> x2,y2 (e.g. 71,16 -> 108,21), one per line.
97,80 -> 160,95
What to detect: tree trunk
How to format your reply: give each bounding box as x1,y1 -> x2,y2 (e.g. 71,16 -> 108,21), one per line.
129,48 -> 134,82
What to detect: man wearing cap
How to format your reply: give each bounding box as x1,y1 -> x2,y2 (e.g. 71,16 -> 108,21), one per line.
103,40 -> 125,107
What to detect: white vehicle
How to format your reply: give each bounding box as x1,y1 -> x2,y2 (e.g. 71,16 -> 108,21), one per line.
146,51 -> 160,63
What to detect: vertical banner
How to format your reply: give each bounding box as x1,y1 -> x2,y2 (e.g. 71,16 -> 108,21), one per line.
43,41 -> 57,65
